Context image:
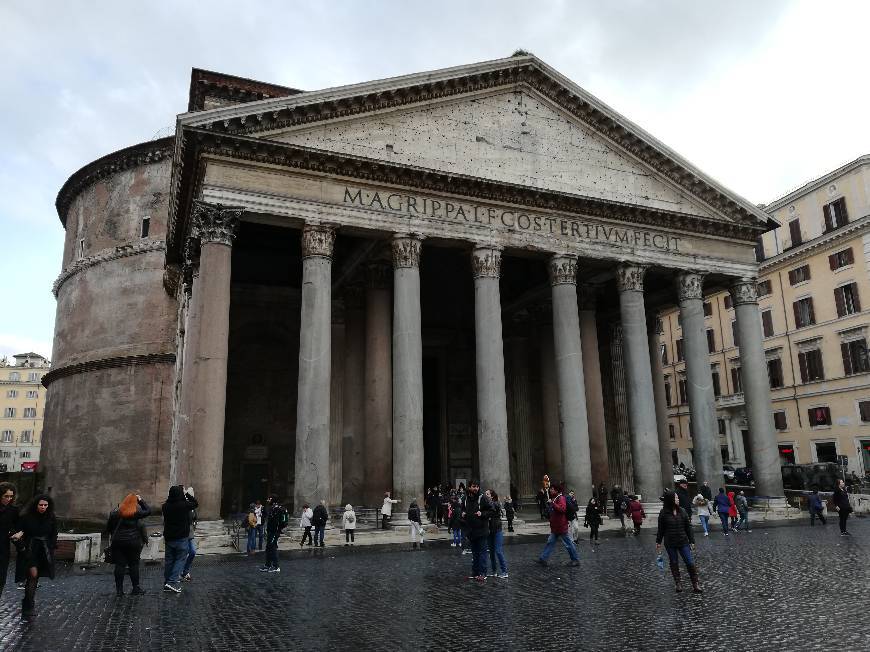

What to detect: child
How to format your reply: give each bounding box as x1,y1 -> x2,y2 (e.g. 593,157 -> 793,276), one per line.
503,496 -> 515,532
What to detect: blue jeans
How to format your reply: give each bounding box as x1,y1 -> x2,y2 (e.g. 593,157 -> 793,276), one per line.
736,512 -> 749,530
452,528 -> 462,546
487,530 -> 507,574
699,515 -> 709,535
256,524 -> 264,549
539,533 -> 579,562
246,528 -> 257,553
182,537 -> 197,576
470,536 -> 487,577
665,544 -> 694,567
163,539 -> 189,584
718,512 -> 729,534
314,526 -> 325,546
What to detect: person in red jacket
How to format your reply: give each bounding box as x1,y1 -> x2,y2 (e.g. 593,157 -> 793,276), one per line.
628,496 -> 645,535
727,491 -> 738,531
536,484 -> 579,567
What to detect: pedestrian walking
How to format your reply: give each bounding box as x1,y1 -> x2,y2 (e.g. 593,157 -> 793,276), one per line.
0,482 -> 19,596
503,496 -> 515,532
254,500 -> 264,550
179,487 -> 198,583
312,500 -> 329,547
461,480 -> 493,581
408,500 -> 424,549
832,479 -> 852,536
808,489 -> 826,526
714,488 -> 731,536
727,490 -> 738,530
448,496 -> 463,547
299,503 -> 313,546
627,496 -> 645,535
261,495 -> 287,572
244,503 -> 258,554
485,490 -> 508,578
381,491 -> 398,530
734,490 -> 751,532
655,492 -> 702,593
105,493 -> 150,596
11,494 -> 57,617
341,504 -> 357,545
584,497 -> 602,545
566,490 -> 582,543
536,483 -> 580,567
161,485 -> 197,593
693,492 -> 711,537
597,483 -> 608,516
612,488 -> 626,531
675,478 -> 692,524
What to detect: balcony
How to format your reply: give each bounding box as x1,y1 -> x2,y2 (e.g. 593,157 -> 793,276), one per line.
717,393 -> 745,408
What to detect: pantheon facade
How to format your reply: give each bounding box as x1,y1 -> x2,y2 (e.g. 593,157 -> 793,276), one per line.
42,56 -> 785,520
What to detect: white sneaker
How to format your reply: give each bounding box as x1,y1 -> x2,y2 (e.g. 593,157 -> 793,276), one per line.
163,583 -> 182,593
497,573 -> 509,579
703,532 -> 709,537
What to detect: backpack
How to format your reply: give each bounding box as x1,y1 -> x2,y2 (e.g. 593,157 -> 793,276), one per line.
346,511 -> 356,525
565,496 -> 579,521
276,506 -> 289,529
247,512 -> 257,528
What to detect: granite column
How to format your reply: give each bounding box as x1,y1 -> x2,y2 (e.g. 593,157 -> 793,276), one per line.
648,314 -> 675,491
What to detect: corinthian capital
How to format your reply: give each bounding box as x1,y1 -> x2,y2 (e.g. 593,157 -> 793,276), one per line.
616,263 -> 646,293
191,200 -> 243,245
301,224 -> 336,259
471,247 -> 502,279
549,255 -> 578,286
391,235 -> 423,269
729,277 -> 758,306
676,271 -> 706,302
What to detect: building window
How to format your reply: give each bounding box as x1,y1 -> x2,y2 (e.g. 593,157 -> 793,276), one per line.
761,310 -> 774,337
141,216 -> 151,238
676,339 -> 684,362
798,348 -> 825,382
778,444 -> 796,465
703,301 -> 712,317
0,431 -> 12,443
823,197 -> 848,232
730,366 -> 743,393
774,411 -> 788,431
19,451 -> 30,459
814,441 -> 838,463
788,265 -> 811,285
859,400 -> 870,424
5,390 -> 16,399
660,344 -> 668,365
724,295 -> 733,310
22,407 -> 36,418
706,329 -> 716,353
8,372 -> 19,381
829,248 -> 854,270
807,406 -> 832,428
767,358 -> 784,389
20,430 -> 32,444
717,419 -> 726,435
731,320 -> 739,348
27,373 -> 38,382
3,408 -> 14,418
671,449 -> 679,465
78,239 -> 85,259
834,283 -> 861,317
711,370 -> 721,397
0,451 -> 9,458
678,379 -> 688,405
793,297 -> 816,328
841,338 -> 870,376
26,390 -> 37,399
757,280 -> 773,297
788,219 -> 803,247
664,381 -> 672,407
669,424 -> 676,441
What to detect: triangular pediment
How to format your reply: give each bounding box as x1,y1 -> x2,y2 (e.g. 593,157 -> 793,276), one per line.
180,56 -> 770,230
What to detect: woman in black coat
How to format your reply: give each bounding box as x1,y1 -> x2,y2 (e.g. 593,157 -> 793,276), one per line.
11,493 -> 58,618
831,479 -> 852,536
583,498 -> 602,544
0,482 -> 19,596
106,493 -> 151,596
655,492 -> 701,593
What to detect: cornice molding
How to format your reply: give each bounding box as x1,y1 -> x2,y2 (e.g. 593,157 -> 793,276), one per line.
52,239 -> 166,297
42,352 -> 176,388
55,138 -> 174,226
760,214 -> 870,272
764,154 -> 870,212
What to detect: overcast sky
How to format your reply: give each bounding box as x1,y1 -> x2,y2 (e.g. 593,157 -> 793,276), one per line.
1,1 -> 869,360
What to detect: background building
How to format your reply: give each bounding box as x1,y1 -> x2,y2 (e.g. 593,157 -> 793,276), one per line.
0,353 -> 50,472
660,155 -> 870,477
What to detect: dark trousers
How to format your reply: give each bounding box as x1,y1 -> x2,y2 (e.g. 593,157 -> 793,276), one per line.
345,529 -> 355,543
810,510 -> 826,526
838,510 -> 849,533
314,526 -> 325,546
381,514 -> 390,529
256,524 -> 264,549
301,526 -> 313,545
265,532 -> 280,568
589,523 -> 599,541
0,554 -> 9,595
506,516 -> 514,532
470,536 -> 487,577
112,542 -> 142,591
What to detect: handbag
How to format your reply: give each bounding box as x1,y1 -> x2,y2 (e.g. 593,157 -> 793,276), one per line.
104,515 -> 122,564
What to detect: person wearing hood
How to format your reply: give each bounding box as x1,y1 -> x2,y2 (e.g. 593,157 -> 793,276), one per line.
0,482 -> 19,596
734,490 -> 751,532
656,491 -> 701,593
408,500 -> 424,549
312,500 -> 329,547
341,504 -> 357,545
161,485 -> 198,593
807,488 -> 826,526
299,503 -> 314,546
105,492 -> 150,596
583,497 -> 602,545
693,492 -> 711,537
11,494 -> 57,618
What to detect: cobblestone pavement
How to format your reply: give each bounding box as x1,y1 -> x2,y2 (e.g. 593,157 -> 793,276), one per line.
1,518 -> 868,651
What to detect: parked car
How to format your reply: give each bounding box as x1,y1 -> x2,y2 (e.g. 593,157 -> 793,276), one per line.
781,463 -> 840,492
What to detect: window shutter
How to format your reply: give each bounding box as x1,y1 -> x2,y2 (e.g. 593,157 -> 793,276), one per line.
724,295 -> 732,309
798,352 -> 809,383
823,204 -> 834,232
804,265 -> 811,281
793,301 -> 802,328
788,269 -> 797,285
834,287 -> 846,318
860,401 -> 870,422
845,248 -> 854,265
842,342 -> 853,376
762,311 -> 773,337
712,372 -> 721,397
807,298 -> 815,324
852,284 -> 861,312
789,220 -> 802,246
837,197 -> 848,222
829,253 -> 839,270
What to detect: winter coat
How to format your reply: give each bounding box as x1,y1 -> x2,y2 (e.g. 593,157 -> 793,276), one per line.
382,497 -> 398,516
106,500 -> 151,547
700,485 -> 713,501
832,486 -> 852,513
584,503 -> 602,528
675,487 -> 692,515
341,506 -> 357,530
266,504 -> 288,535
17,511 -> 57,580
714,493 -> 731,515
627,500 -> 645,525
735,494 -> 749,515
448,502 -> 463,529
408,503 -> 422,524
547,494 -> 570,535
693,494 -> 711,518
808,493 -> 824,513
727,491 -> 738,518
300,507 -> 313,528
656,507 -> 694,548
488,501 -> 503,535
462,492 -> 494,539
312,504 -> 329,527
503,500 -> 515,520
161,486 -> 198,541
0,503 -> 19,559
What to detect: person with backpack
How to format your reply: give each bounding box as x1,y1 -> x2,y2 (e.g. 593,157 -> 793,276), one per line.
462,480 -> 494,581
160,485 -> 198,593
583,497 -> 602,546
503,495 -> 515,533
734,490 -> 751,532
566,490 -> 581,543
536,483 -> 580,567
485,490 -> 508,578
312,500 -> 329,547
808,488 -> 826,526
260,495 -> 287,573
341,504 -> 357,545
105,492 -> 150,596
408,500 -> 424,549
244,503 -> 258,554
714,488 -> 731,536
299,503 -> 314,547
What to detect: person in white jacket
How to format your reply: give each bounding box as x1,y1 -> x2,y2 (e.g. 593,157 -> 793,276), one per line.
341,504 -> 357,545
381,492 -> 398,530
299,504 -> 314,547
693,493 -> 711,537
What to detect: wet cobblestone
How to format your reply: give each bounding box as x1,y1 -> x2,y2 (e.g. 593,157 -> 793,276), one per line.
1,519 -> 868,651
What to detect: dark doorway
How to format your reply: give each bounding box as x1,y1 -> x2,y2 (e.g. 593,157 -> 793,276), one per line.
241,463 -> 270,508
422,356 -> 442,489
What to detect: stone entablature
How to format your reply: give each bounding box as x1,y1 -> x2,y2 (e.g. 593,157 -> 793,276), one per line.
52,239 -> 166,297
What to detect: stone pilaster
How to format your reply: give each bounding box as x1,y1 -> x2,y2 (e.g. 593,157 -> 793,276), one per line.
392,235 -> 424,514
616,263 -> 662,501
647,313 -> 674,491
294,224 -> 335,510
341,284 -> 366,504
549,255 -> 593,496
471,246 -> 511,496
729,278 -> 784,497
578,285 -> 610,485
505,321 -> 535,500
364,260 -> 392,503
531,299 -> 564,481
